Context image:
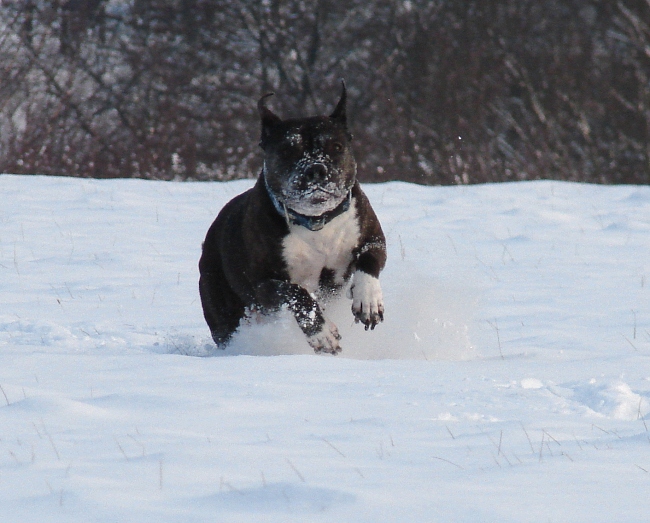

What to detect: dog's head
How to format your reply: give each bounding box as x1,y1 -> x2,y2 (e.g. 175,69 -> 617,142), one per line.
258,82 -> 357,217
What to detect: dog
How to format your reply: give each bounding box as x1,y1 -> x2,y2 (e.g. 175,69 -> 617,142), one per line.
198,82 -> 386,354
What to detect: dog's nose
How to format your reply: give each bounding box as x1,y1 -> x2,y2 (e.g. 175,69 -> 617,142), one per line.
304,163 -> 328,182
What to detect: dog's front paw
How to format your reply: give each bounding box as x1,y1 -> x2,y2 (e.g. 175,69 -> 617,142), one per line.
347,271 -> 384,331
307,319 -> 342,355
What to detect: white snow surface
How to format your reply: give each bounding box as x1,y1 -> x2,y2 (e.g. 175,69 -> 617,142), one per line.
1,174 -> 649,522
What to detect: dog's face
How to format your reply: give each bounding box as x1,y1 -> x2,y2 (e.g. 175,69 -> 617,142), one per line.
258,85 -> 357,217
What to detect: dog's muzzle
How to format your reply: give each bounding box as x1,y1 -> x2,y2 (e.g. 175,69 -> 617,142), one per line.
264,172 -> 352,231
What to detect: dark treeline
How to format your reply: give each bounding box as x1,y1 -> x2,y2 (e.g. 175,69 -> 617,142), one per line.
1,0 -> 649,184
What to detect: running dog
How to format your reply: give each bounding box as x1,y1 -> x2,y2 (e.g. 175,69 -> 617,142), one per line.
199,83 -> 386,354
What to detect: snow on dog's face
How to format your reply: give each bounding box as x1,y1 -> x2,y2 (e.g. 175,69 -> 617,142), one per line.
258,85 -> 357,217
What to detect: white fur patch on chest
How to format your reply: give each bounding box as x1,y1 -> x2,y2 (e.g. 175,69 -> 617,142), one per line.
282,198 -> 360,295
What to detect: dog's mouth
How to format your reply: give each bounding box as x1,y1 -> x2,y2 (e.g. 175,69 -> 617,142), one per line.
281,183 -> 349,217
304,186 -> 338,203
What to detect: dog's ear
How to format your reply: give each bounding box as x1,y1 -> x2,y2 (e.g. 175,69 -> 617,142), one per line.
258,93 -> 281,127
330,80 -> 347,124
258,93 -> 281,146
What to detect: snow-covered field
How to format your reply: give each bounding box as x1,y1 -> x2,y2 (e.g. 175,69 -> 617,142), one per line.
1,174 -> 649,522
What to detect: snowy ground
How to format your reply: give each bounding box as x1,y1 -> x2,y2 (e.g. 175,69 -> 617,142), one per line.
1,174 -> 649,522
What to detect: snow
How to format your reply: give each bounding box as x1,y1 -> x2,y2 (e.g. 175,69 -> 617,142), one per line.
1,174 -> 649,522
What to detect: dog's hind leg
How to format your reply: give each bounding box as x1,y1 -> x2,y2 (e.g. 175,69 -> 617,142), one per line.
199,272 -> 245,348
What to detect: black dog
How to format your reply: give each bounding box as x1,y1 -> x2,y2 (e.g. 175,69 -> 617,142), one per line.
199,83 -> 386,354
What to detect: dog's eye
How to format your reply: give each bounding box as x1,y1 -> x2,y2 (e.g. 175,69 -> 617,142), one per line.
281,143 -> 303,158
283,134 -> 303,153
331,142 -> 344,153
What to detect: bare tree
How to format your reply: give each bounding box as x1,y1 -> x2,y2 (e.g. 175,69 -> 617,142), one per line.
1,0 -> 649,184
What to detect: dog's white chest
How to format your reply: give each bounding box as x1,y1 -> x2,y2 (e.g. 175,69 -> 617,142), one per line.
282,200 -> 360,295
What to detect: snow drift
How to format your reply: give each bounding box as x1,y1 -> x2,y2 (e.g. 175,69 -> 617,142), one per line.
1,175 -> 649,522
